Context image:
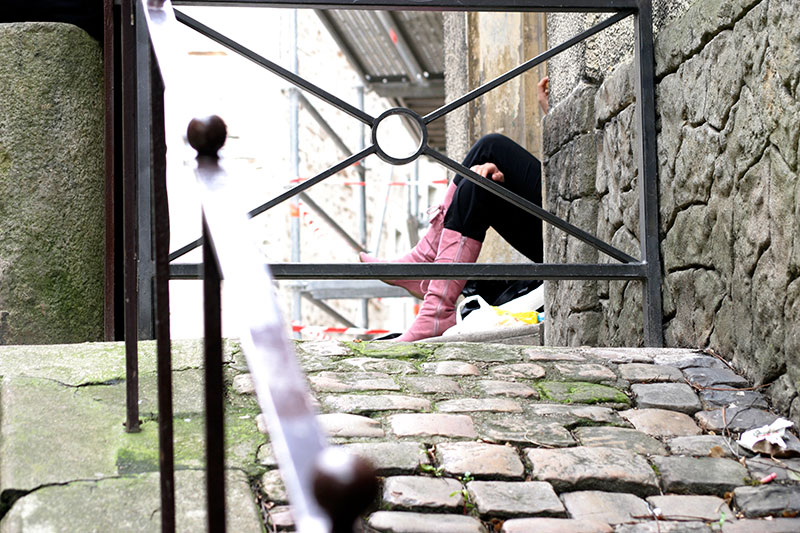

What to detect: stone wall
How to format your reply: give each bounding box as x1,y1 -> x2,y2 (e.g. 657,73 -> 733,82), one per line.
546,0 -> 696,105
0,23 -> 104,344
543,0 -> 800,421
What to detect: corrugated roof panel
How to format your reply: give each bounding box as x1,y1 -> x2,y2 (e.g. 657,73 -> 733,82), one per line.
329,11 -> 407,79
393,11 -> 444,74
315,9 -> 447,149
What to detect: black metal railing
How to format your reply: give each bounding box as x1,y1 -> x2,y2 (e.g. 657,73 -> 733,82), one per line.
119,0 -> 663,531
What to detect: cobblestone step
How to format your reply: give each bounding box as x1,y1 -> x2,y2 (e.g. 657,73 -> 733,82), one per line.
2,340 -> 798,532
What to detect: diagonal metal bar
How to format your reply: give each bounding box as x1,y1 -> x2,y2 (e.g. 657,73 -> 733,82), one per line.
249,145 -> 376,217
169,145 -> 375,261
423,146 -> 637,264
168,237 -> 202,262
174,9 -> 375,125
424,10 -> 631,125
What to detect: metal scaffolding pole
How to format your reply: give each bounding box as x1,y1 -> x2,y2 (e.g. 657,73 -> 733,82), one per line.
289,9 -> 301,339
357,85 -> 368,329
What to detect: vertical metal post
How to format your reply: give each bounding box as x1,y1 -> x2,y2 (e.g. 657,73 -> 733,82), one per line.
289,9 -> 302,338
203,217 -> 226,533
121,0 -> 140,433
634,0 -> 664,347
150,53 -> 175,533
136,0 -> 155,340
103,0 -> 116,341
357,85 -> 368,328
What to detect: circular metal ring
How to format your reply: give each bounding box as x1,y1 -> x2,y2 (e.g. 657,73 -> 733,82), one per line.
371,107 -> 427,166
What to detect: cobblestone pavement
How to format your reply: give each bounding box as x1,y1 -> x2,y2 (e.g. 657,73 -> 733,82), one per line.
256,341 -> 800,532
1,340 -> 799,532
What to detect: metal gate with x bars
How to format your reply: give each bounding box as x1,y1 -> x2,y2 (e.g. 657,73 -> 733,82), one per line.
122,0 -> 664,530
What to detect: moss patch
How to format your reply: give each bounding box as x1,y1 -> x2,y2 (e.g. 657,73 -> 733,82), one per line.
344,341 -> 434,359
535,381 -> 630,405
117,408 -> 266,476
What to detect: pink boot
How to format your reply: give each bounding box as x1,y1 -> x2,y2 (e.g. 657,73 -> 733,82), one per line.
396,228 -> 482,342
359,181 -> 457,298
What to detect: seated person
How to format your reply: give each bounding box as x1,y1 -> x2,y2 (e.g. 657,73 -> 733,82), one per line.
361,78 -> 550,341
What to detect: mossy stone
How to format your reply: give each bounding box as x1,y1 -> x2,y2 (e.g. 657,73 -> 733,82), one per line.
535,381 -> 630,405
344,341 -> 434,359
0,23 -> 104,344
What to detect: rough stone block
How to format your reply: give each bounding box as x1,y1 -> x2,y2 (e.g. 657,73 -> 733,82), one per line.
321,394 -> 430,414
573,427 -> 667,456
619,363 -> 684,383
367,511 -> 485,533
436,442 -> 524,480
400,376 -> 461,394
477,380 -> 538,398
547,133 -> 600,199
477,414 -> 575,448
695,406 -> 780,432
421,361 -> 480,376
721,518 -> 800,533
699,389 -> 769,410
620,408 -> 702,437
0,470 -> 261,533
0,23 -> 104,344
734,485 -> 800,518
616,522 -> 713,533
489,363 -> 546,379
632,383 -> 702,414
536,381 -> 630,405
342,442 -> 429,476
382,476 -> 463,511
467,480 -> 565,517
595,60 -> 634,125
526,446 -> 659,495
433,343 -> 520,363
340,357 -> 418,375
551,362 -> 617,383
522,347 -> 585,362
261,469 -> 287,504
530,404 -> 623,427
0,377 -> 123,491
654,0 -> 762,77
683,367 -> 750,388
389,414 -> 477,439
317,413 -> 384,438
501,518 -> 613,533
745,457 -> 800,483
561,490 -> 649,525
647,494 -> 734,522
666,435 -> 742,458
543,83 -> 597,157
652,352 -> 726,369
436,398 -> 522,413
309,371 -> 399,392
652,456 -> 749,496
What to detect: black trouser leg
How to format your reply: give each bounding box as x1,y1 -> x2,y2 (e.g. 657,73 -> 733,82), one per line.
444,133 -> 544,263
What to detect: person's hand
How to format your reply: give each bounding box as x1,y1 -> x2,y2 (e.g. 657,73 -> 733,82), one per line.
537,76 -> 549,114
470,162 -> 504,183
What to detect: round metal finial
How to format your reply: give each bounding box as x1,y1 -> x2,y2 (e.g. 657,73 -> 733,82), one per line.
312,447 -> 378,532
187,115 -> 227,157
